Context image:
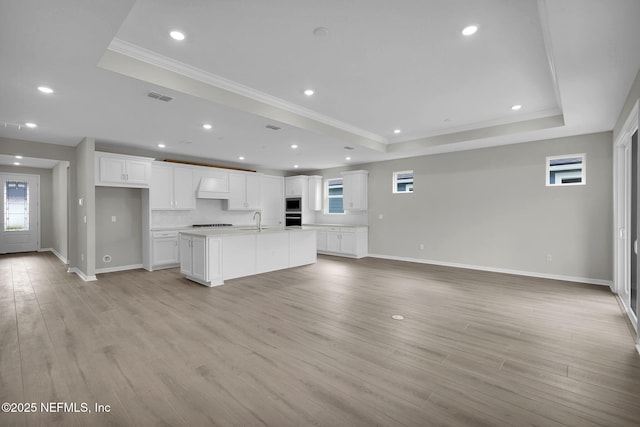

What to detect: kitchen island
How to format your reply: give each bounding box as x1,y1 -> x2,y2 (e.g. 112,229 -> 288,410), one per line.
179,227 -> 317,287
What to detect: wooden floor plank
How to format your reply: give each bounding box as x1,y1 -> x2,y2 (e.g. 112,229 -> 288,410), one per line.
0,252 -> 639,426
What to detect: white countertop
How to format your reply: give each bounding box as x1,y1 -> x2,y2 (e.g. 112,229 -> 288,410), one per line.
179,226 -> 311,237
302,224 -> 368,228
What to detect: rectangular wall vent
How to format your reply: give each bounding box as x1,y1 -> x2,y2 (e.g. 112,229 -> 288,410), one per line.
147,91 -> 173,102
265,124 -> 281,130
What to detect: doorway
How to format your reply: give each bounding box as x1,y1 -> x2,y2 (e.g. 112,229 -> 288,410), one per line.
0,173 -> 40,253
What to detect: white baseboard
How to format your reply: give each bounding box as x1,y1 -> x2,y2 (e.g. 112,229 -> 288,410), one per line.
42,248 -> 69,264
95,264 -> 144,274
67,267 -> 97,282
367,253 -> 613,287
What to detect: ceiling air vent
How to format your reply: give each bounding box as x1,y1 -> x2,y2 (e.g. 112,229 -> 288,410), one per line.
265,124 -> 281,130
147,91 -> 173,102
344,146 -> 355,150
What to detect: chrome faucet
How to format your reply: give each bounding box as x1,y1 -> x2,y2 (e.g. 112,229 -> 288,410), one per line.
253,210 -> 262,231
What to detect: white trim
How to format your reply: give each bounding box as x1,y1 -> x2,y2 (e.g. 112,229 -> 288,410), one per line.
38,248 -> 69,264
367,253 -> 612,287
108,38 -> 386,144
67,267 -> 97,282
616,100 -> 640,145
95,264 -> 144,274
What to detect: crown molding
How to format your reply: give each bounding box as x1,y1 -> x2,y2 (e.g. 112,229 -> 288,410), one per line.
108,38 -> 387,144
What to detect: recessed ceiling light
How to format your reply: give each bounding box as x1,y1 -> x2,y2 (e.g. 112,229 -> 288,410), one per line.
345,156 -> 351,161
304,89 -> 314,96
511,104 -> 522,111
202,123 -> 212,130
170,30 -> 185,41
157,143 -> 166,148
15,155 -> 23,159
391,314 -> 405,320
291,144 -> 298,149
394,129 -> 401,134
13,162 -> 20,166
462,25 -> 478,36
294,165 -> 299,168
238,156 -> 245,160
24,122 -> 37,128
37,86 -> 54,94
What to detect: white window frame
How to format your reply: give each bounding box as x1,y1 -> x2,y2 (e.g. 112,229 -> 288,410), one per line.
325,177 -> 345,215
546,153 -> 586,186
393,170 -> 414,193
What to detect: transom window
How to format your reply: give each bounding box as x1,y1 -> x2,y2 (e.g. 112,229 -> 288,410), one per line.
546,154 -> 585,186
326,178 -> 344,214
393,170 -> 414,193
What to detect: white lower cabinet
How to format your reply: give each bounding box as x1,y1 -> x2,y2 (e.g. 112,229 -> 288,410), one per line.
222,234 -> 256,280
316,230 -> 327,252
257,232 -> 290,273
180,234 -> 207,282
152,232 -> 179,268
290,230 -> 317,266
180,230 -> 316,287
310,226 -> 368,258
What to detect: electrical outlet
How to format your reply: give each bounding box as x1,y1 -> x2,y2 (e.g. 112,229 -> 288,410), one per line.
378,214 -> 383,220
546,254 -> 553,262
81,253 -> 84,261
111,216 -> 116,222
420,243 -> 424,250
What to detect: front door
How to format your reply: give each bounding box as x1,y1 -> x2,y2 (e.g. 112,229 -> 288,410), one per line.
0,174 -> 39,254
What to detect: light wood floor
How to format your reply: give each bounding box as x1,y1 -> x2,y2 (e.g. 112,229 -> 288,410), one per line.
1,252 -> 640,426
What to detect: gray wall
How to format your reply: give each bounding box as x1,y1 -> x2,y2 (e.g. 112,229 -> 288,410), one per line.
95,187 -> 142,270
316,132 -> 613,283
52,161 -> 69,261
0,166 -> 53,249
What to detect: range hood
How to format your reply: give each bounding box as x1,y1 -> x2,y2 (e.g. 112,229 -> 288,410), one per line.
196,177 -> 230,199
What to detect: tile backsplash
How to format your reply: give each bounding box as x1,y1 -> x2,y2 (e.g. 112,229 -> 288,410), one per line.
151,199 -> 257,228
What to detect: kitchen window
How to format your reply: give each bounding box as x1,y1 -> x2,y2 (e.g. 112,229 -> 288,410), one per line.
393,170 -> 414,193
326,178 -> 344,214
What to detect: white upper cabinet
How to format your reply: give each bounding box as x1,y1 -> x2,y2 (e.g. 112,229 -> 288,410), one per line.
95,152 -> 152,188
226,172 -> 261,210
308,175 -> 322,211
285,176 -> 307,197
150,163 -> 196,210
341,170 -> 368,211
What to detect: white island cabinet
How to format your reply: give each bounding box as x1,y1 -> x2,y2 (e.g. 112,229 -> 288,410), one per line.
180,228 -> 316,287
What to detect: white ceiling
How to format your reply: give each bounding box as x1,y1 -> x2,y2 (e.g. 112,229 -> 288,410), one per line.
1,0 -> 639,172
